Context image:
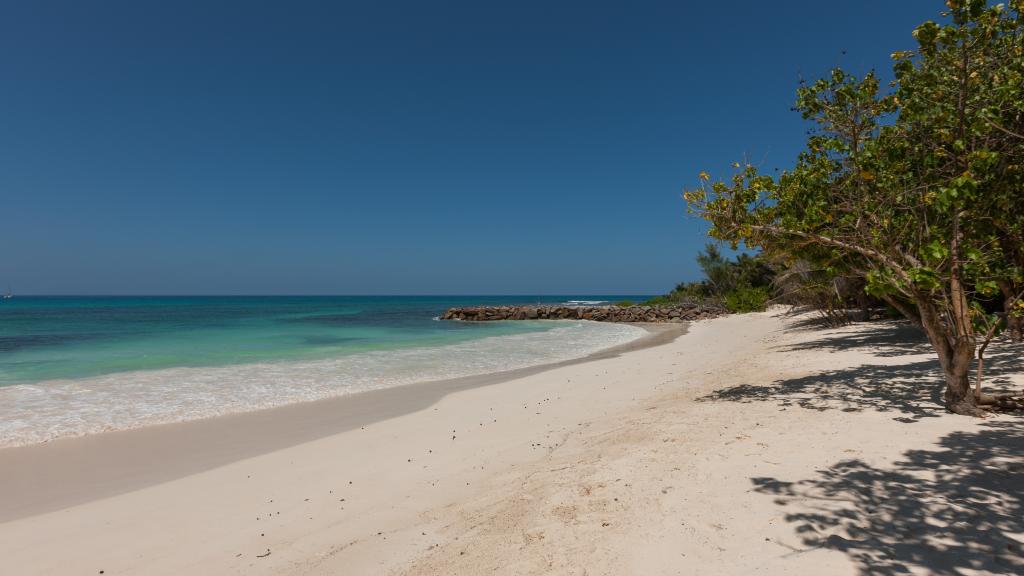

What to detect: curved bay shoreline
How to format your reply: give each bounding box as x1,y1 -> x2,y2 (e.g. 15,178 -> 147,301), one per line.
0,322 -> 684,522
4,311 -> 1015,575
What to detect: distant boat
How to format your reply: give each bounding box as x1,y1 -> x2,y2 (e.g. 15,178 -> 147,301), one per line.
3,287 -> 12,300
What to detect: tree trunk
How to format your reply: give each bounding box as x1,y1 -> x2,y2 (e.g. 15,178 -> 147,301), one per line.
856,291 -> 870,322
939,213 -> 986,416
1003,303 -> 1019,342
914,293 -> 986,416
940,344 -> 987,416
1008,314 -> 1023,343
880,294 -> 922,329
998,280 -> 1022,343
1007,315 -> 1024,342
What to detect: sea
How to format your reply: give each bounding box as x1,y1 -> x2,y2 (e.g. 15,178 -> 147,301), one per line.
0,296 -> 649,447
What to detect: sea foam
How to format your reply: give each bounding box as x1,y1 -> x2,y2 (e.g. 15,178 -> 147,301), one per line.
0,321 -> 645,447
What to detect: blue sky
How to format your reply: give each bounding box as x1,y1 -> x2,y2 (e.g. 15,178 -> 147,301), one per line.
1,0 -> 938,295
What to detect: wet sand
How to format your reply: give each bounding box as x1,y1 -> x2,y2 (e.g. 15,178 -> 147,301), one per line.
0,323 -> 683,522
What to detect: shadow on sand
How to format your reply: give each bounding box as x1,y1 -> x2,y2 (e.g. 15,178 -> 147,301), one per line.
704,315 -> 1024,573
752,420 -> 1024,574
701,320 -> 1023,423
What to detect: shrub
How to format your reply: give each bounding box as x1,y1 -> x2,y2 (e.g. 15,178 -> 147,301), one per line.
643,295 -> 674,306
723,286 -> 771,313
615,300 -> 635,307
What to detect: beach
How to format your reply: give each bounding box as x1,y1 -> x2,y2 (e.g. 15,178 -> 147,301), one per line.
0,296 -> 649,447
3,309 -> 1022,575
6,1 -> 1023,574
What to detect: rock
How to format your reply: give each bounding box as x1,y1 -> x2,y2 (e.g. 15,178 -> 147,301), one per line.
439,304 -> 728,324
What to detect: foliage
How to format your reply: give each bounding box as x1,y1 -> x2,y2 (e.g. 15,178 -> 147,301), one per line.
643,295 -> 675,306
615,300 -> 636,307
684,0 -> 1024,415
772,260 -> 877,326
696,244 -> 775,295
647,280 -> 717,306
723,286 -> 772,313
646,243 -> 775,312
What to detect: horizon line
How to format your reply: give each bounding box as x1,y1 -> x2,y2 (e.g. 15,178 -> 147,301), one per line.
4,293 -> 658,298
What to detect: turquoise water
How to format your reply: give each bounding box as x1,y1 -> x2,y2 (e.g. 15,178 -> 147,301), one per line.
0,296 -> 643,385
0,296 -> 648,446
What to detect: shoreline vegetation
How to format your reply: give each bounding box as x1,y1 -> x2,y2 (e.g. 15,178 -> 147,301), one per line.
684,1 -> 1024,415
639,243 -> 776,313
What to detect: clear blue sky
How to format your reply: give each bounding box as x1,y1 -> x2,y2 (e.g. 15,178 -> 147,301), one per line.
2,0 -> 938,295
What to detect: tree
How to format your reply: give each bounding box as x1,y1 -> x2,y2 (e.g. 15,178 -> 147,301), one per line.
696,243 -> 775,295
771,260 -> 874,326
646,244 -> 775,312
684,0 -> 1024,415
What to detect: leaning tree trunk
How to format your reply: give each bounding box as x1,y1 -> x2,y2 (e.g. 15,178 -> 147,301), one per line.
928,330 -> 984,416
915,294 -> 987,416
905,297 -> 1009,416
939,342 -> 986,416
936,217 -> 988,416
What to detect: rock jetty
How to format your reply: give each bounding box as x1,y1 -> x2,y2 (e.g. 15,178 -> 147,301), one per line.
439,304 -> 727,323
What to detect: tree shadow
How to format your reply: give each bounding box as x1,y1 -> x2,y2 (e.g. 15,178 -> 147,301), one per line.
777,306 -> 896,333
701,319 -> 1023,423
752,420 -> 1024,574
781,321 -> 935,358
778,309 -> 842,331
702,358 -> 948,421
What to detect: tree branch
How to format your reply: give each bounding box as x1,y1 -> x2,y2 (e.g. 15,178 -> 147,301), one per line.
747,224 -> 914,285
984,117 -> 1024,139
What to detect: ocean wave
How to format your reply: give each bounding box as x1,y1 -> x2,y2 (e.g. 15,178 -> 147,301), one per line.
563,300 -> 608,306
0,321 -> 646,447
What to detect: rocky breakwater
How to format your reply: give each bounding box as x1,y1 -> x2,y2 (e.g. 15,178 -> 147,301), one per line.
439,304 -> 728,323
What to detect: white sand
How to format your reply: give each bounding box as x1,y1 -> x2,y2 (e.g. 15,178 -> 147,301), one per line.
2,309 -> 1021,575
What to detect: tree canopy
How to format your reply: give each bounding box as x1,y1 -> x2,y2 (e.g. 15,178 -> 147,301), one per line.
684,0 -> 1024,415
